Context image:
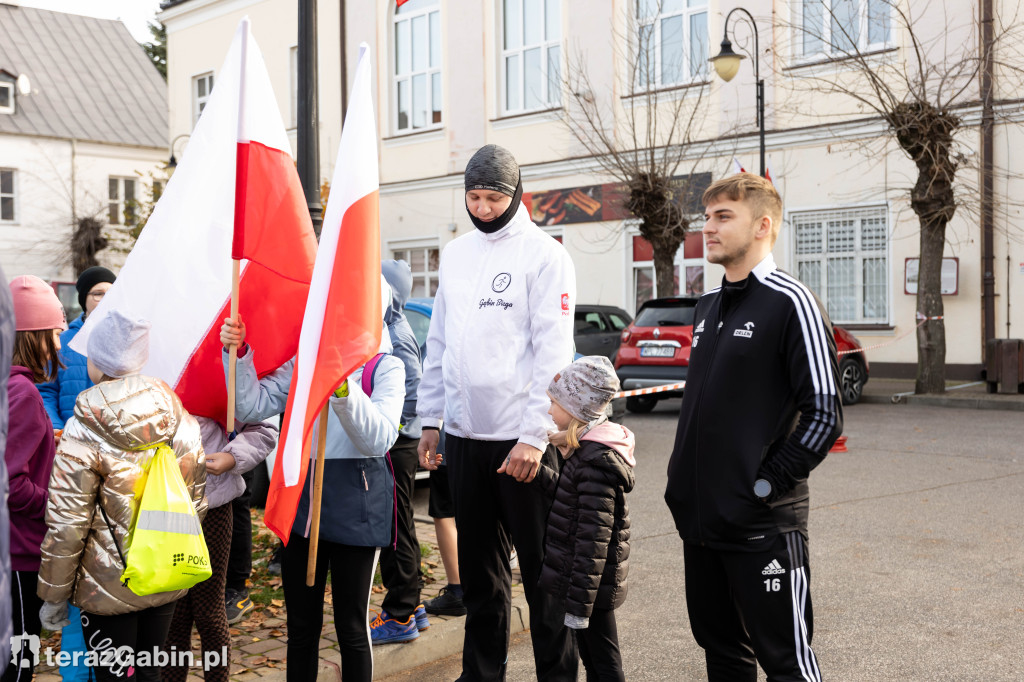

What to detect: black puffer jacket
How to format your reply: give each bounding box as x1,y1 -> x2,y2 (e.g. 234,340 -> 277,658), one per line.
537,439 -> 635,618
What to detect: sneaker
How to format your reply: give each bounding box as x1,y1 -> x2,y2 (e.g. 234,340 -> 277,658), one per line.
414,605 -> 430,631
267,544 -> 283,576
509,548 -> 519,570
369,611 -> 419,644
423,585 -> 467,617
225,588 -> 254,624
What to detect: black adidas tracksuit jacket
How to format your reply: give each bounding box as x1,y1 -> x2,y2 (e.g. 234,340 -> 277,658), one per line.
665,254 -> 843,550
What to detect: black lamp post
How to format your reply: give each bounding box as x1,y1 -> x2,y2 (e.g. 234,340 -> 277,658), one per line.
298,0 -> 323,237
710,8 -> 764,177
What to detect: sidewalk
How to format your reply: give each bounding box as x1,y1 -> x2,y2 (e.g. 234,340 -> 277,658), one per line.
860,377 -> 1024,411
33,515 -> 530,681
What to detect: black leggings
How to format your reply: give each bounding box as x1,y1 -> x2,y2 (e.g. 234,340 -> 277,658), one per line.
576,608 -> 625,682
281,534 -> 380,682
2,570 -> 42,682
80,601 -> 176,682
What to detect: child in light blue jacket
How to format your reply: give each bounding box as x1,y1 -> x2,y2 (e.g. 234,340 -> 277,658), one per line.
220,278 -> 404,682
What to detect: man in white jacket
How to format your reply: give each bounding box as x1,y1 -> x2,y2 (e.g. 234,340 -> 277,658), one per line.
418,144 -> 579,681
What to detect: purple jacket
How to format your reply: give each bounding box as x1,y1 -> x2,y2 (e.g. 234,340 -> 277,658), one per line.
5,366 -> 56,571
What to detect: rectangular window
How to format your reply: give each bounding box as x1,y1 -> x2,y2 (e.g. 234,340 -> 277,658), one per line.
392,246 -> 441,298
792,206 -> 888,324
192,72 -> 214,126
0,82 -> 13,114
631,233 -> 703,311
797,0 -> 891,59
502,0 -> 562,114
634,0 -> 707,90
394,1 -> 442,133
0,169 -> 15,222
107,177 -> 137,226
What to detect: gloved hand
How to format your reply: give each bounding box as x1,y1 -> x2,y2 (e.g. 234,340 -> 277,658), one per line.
40,601 -> 71,630
564,613 -> 589,630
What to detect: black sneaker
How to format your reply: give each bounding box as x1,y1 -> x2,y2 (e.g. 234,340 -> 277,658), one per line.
225,588 -> 255,624
267,544 -> 283,576
423,585 -> 466,616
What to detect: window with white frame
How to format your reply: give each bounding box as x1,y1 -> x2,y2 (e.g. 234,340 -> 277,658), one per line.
289,46 -> 299,129
392,245 -> 440,298
0,169 -> 15,221
792,206 -> 888,324
393,0 -> 442,133
108,177 -> 137,226
0,82 -> 14,114
797,0 -> 891,59
193,72 -> 214,126
631,232 -> 704,312
502,0 -> 561,114
635,0 -> 708,90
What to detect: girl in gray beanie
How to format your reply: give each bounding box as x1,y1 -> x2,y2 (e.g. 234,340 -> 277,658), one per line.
535,355 -> 636,681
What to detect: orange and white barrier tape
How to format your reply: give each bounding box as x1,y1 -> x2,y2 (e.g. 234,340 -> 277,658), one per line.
836,315 -> 940,356
613,382 -> 686,399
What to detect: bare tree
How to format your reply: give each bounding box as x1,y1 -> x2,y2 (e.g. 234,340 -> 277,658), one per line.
562,3 -> 714,300
785,0 -> 1024,393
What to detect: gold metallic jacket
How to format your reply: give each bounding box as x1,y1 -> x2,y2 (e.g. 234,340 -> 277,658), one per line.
38,375 -> 207,616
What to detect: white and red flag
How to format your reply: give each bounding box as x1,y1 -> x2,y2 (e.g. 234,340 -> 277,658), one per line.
264,44 -> 382,543
72,19 -> 317,425
731,157 -> 747,174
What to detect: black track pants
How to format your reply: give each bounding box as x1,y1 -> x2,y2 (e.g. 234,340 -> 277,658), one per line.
575,608 -> 624,682
447,434 -> 578,682
684,532 -> 821,682
380,435 -> 421,620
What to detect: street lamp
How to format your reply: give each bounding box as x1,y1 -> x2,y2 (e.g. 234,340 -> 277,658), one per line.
710,8 -> 764,177
167,134 -> 191,168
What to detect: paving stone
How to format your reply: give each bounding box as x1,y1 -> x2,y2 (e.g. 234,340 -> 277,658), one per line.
240,638 -> 283,655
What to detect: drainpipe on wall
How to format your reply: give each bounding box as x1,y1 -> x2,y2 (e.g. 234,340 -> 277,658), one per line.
339,0 -> 346,127
980,0 -> 996,355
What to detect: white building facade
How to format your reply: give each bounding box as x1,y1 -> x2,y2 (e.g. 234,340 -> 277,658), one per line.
160,0 -> 1024,378
0,4 -> 169,314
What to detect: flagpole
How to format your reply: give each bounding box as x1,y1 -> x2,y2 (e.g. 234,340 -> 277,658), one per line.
306,403 -> 330,586
228,18 -> 249,430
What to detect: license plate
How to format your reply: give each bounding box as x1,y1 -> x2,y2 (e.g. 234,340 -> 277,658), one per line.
640,346 -> 674,358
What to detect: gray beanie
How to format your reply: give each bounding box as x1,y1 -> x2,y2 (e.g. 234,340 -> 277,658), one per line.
87,309 -> 151,378
464,144 -> 520,197
547,356 -> 620,425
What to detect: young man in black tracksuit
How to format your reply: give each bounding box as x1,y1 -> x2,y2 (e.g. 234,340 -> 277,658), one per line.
665,173 -> 843,682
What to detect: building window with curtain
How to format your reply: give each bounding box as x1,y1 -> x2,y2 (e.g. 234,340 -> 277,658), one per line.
796,0 -> 891,59
792,205 -> 889,324
635,0 -> 708,90
393,0 -> 442,133
501,0 -> 561,114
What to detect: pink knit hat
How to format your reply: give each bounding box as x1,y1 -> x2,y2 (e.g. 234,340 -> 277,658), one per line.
10,275 -> 68,332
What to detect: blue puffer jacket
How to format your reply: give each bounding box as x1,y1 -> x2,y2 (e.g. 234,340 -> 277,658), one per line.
38,314 -> 91,429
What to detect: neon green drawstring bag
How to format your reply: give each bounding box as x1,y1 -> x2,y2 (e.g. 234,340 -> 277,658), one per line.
101,444 -> 211,596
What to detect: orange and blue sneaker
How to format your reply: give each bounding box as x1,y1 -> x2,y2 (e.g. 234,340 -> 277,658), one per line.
369,611 -> 419,644
414,604 -> 430,631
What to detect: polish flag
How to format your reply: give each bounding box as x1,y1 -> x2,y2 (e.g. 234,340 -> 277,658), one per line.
264,44 -> 382,544
72,19 -> 317,425
732,157 -> 746,174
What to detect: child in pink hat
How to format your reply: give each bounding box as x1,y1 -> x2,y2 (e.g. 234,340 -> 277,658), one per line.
4,275 -> 66,679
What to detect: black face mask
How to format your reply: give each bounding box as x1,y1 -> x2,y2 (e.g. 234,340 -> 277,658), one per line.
467,179 -> 524,234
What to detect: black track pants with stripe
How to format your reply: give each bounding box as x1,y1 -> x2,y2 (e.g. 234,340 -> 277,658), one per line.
683,532 -> 821,682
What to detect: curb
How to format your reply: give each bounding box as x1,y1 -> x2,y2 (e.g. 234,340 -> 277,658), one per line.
255,593 -> 531,681
860,393 -> 1024,411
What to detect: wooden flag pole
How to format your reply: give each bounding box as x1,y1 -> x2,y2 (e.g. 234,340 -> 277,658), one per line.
306,403 -> 330,586
226,259 -> 241,429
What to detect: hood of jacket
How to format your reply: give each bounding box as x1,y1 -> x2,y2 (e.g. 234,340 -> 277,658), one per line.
75,374 -> 186,451
582,422 -> 637,469
382,259 -> 413,324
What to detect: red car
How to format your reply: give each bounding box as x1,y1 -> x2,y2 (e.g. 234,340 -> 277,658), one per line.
614,297 -> 869,413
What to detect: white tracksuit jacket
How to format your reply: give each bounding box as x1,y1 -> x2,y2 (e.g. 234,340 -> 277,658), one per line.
416,202 -> 577,450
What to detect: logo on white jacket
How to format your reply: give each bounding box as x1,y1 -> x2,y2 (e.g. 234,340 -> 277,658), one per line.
762,559 -> 786,575
492,273 -> 511,293
734,321 -> 755,338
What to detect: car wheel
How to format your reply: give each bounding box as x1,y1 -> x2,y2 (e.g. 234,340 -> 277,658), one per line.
839,357 -> 865,405
626,395 -> 658,413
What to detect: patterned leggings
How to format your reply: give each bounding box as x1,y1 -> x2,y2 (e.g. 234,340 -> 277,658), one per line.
162,503 -> 233,682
